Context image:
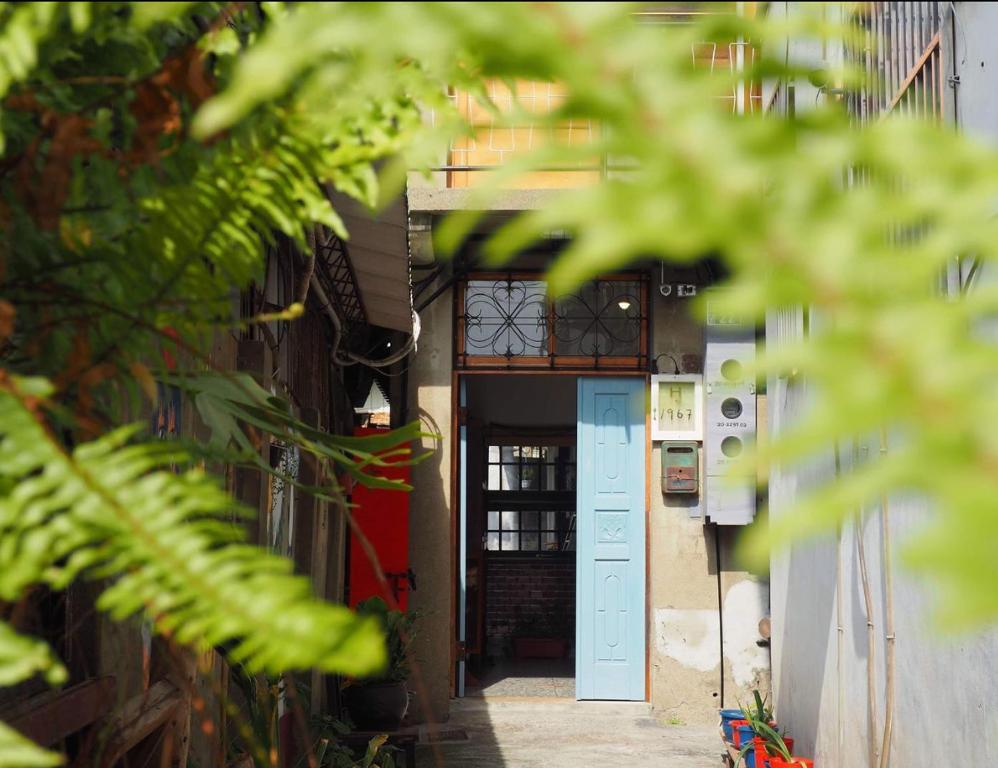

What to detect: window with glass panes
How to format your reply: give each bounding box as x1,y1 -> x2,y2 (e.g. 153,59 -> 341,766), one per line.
484,444 -> 576,553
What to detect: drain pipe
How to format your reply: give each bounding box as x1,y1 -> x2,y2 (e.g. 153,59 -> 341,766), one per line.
833,443 -> 845,766
714,523 -> 725,708
854,438 -> 880,768
877,427 -> 896,768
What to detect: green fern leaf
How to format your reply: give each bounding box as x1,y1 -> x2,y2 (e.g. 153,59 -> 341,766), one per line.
165,371 -> 432,491
0,622 -> 66,768
0,721 -> 62,768
0,376 -> 386,677
0,622 -> 67,688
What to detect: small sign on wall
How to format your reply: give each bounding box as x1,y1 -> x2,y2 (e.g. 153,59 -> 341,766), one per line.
651,374 -> 703,441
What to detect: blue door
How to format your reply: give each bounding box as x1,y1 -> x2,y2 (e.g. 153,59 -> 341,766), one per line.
576,377 -> 646,700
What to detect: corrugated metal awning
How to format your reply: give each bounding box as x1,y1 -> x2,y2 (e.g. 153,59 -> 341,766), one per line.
330,192 -> 413,333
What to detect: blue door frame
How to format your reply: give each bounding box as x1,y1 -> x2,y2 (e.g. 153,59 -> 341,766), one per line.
576,377 -> 646,700
458,378 -> 467,697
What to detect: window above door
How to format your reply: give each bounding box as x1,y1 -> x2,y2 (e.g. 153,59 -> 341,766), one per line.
456,272 -> 648,370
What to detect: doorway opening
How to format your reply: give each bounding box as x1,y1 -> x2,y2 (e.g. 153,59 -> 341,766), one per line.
463,375 -> 578,698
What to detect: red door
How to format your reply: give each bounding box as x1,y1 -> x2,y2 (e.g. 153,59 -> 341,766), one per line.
347,427 -> 412,611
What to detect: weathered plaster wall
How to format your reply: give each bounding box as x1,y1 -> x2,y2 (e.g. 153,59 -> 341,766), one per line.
648,278 -> 770,723
407,266 -> 771,724
407,280 -> 454,724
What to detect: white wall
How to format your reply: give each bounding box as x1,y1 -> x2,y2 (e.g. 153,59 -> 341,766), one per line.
768,6 -> 998,763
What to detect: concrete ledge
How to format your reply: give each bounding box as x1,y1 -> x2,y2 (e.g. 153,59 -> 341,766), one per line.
407,186 -> 562,213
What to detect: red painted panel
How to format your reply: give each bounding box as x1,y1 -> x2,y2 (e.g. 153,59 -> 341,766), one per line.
347,427 -> 412,611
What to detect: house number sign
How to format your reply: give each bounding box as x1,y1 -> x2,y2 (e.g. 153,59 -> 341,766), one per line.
651,374 -> 704,441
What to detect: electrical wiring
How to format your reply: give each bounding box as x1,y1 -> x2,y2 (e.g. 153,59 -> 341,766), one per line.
309,273 -> 420,370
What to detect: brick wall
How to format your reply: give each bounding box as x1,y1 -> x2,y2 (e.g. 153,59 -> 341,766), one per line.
485,555 -> 575,660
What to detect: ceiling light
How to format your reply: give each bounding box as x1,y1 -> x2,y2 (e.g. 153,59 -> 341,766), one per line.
617,299 -> 632,311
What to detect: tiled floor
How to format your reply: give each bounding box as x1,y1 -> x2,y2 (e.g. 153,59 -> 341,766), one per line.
470,659 -> 575,698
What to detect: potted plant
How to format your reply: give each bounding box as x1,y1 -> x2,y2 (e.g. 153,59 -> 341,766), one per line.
736,718 -> 806,768
730,690 -> 776,748
512,605 -> 570,660
720,707 -> 747,743
342,597 -> 417,731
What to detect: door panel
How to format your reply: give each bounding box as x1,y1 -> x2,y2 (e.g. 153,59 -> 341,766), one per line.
347,428 -> 411,610
577,377 -> 646,701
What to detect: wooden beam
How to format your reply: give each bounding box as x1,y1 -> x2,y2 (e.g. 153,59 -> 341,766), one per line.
100,680 -> 183,767
887,30 -> 941,114
3,676 -> 116,747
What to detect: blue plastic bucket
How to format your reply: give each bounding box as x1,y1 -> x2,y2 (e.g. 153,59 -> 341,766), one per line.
736,724 -> 756,749
720,708 -> 745,742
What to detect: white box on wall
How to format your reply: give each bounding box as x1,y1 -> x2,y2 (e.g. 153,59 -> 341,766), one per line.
703,292 -> 757,525
650,374 -> 703,441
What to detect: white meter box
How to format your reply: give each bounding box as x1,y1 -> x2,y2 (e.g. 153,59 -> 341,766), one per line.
651,374 -> 703,441
703,292 -> 757,525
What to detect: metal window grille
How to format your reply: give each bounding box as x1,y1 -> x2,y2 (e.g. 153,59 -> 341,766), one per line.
455,273 -> 649,370
849,2 -> 944,122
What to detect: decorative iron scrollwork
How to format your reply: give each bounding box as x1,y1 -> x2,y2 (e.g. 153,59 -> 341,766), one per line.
464,279 -> 547,357
553,281 -> 641,356
459,274 -> 647,367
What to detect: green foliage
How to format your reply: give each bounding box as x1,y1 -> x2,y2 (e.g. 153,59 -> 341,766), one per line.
0,376 -> 385,676
0,624 -> 66,768
196,2 -> 998,627
165,371 -> 428,493
226,666 -> 397,768
736,690 -> 774,725
308,725 -> 397,768
0,721 -> 62,768
736,717 -> 795,765
353,597 -> 417,683
4,0 -> 998,763
0,622 -> 66,688
2,3 -> 431,762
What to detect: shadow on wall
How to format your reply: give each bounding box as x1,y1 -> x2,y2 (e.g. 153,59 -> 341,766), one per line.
776,535 -> 836,756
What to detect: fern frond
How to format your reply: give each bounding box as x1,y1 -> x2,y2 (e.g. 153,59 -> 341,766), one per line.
0,621 -> 67,768
0,622 -> 67,688
0,721 -> 62,768
164,371 -> 432,491
0,375 -> 386,676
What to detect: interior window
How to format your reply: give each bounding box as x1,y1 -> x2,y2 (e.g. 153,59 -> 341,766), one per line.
485,445 -> 576,492
484,442 -> 576,552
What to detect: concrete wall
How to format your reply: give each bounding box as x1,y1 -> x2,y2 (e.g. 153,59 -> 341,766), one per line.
767,332 -> 998,765
407,279 -> 454,724
648,273 -> 770,723
407,263 -> 771,724
767,8 -> 998,763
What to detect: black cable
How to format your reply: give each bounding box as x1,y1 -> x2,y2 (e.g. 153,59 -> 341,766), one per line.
714,523 -> 725,708
652,352 -> 681,375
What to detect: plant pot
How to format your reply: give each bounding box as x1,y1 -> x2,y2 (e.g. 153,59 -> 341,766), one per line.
513,637 -> 568,660
758,736 -> 795,763
720,709 -> 746,743
729,720 -> 750,747
735,724 -> 756,750
343,681 -> 409,731
768,759 -> 813,768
